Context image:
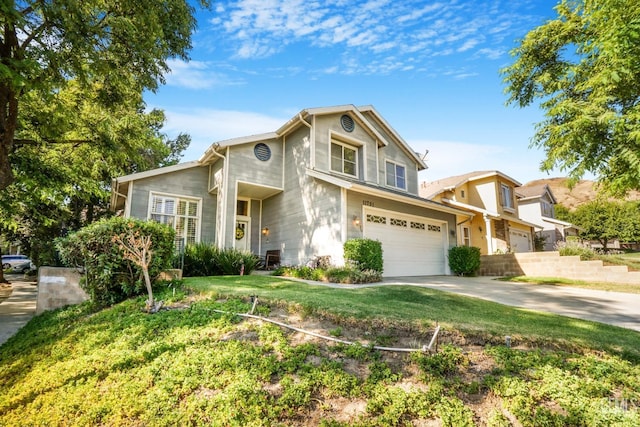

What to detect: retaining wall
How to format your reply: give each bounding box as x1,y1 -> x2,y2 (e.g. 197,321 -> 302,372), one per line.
36,267 -> 89,314
479,251 -> 640,285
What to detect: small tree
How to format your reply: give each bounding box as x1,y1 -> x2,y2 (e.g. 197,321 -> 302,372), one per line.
112,230 -> 162,313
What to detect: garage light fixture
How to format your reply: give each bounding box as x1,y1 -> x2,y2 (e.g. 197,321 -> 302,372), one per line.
352,216 -> 361,229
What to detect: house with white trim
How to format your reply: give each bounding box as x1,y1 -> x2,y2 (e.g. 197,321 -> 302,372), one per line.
419,171 -> 540,254
111,105 -> 470,276
517,182 -> 580,251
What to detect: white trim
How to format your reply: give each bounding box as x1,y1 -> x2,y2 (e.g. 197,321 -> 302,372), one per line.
363,206 -> 450,276
147,191 -> 203,244
384,159 -> 408,191
329,140 -> 359,178
341,187 -> 347,243
306,168 -> 352,189
442,198 -> 499,217
329,129 -> 366,147
117,161 -> 201,183
200,132 -> 278,163
125,181 -> 133,217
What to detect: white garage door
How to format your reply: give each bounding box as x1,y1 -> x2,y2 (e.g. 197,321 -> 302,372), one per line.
363,208 -> 447,277
509,230 -> 531,252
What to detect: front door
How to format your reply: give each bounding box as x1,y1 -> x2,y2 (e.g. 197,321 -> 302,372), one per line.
235,219 -> 249,251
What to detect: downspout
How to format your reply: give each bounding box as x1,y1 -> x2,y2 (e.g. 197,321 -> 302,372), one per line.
298,113 -> 313,169
209,148 -> 227,248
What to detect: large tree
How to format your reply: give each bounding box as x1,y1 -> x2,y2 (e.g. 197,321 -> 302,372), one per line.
0,77 -> 190,279
564,199 -> 640,250
502,0 -> 640,195
0,0 -> 207,191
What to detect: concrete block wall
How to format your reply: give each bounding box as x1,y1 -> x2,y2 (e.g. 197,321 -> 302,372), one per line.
479,252 -> 640,285
36,267 -> 89,314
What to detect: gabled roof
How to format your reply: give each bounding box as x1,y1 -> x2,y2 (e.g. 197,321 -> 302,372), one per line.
420,170 -> 522,199
517,183 -> 557,204
113,161 -> 202,184
200,104 -> 427,170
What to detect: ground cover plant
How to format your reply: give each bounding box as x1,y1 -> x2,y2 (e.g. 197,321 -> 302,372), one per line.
1,276 -> 639,426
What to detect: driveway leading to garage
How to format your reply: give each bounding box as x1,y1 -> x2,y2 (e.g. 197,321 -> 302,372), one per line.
380,276 -> 640,332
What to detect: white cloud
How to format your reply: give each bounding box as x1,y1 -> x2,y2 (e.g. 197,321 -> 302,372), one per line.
165,59 -> 243,89
209,0 -> 545,76
160,108 -> 288,161
410,139 -> 550,185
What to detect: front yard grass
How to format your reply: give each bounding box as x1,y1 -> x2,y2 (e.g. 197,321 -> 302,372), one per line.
0,275 -> 638,426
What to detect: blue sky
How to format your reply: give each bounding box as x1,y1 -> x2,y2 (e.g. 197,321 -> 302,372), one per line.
147,0 -> 565,185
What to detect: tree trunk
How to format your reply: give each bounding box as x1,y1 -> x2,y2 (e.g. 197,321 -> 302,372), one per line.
0,267 -> 8,284
0,18 -> 20,191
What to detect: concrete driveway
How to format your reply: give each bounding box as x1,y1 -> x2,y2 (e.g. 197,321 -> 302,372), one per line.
379,275 -> 640,332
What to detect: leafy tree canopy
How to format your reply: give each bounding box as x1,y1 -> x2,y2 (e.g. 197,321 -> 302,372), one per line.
0,0 -> 208,190
501,0 -> 640,196
563,199 -> 640,249
0,77 -> 190,266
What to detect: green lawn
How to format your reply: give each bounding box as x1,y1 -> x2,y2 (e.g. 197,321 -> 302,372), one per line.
0,275 -> 638,426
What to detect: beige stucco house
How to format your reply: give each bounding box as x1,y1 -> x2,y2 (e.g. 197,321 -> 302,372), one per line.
420,171 -> 540,255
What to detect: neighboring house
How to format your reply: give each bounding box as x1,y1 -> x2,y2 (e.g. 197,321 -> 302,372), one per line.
111,105 -> 469,276
419,171 -> 539,255
517,183 -> 580,251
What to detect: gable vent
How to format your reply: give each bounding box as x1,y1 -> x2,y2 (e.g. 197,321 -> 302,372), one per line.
254,143 -> 271,161
340,114 -> 355,132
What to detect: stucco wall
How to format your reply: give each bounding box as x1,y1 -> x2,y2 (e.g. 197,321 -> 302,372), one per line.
36,267 -> 88,314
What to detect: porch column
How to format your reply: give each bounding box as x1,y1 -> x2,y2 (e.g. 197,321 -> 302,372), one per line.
484,214 -> 493,254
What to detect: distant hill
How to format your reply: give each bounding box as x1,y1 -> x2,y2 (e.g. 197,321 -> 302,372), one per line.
523,177 -> 640,210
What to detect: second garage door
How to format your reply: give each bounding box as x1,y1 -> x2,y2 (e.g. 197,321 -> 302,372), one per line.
363,208 -> 448,277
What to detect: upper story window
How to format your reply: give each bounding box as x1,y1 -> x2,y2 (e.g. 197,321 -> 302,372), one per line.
500,184 -> 514,210
385,161 -> 406,190
331,142 -> 357,177
541,200 -> 553,217
150,193 -> 200,246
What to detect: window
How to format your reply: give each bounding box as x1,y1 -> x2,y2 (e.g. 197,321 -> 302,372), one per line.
460,190 -> 465,199
150,193 -> 200,245
541,200 -> 553,217
331,142 -> 357,176
462,226 -> 471,246
500,184 -> 514,209
236,199 -> 249,216
385,161 -> 406,189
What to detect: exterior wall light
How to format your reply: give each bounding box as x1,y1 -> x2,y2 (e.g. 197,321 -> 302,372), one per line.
261,227 -> 269,236
352,216 -> 361,228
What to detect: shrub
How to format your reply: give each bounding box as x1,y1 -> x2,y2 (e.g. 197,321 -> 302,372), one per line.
448,246 -> 481,276
56,217 -> 175,307
555,240 -> 596,260
325,266 -> 382,284
216,247 -> 259,275
182,242 -> 221,277
343,238 -> 383,273
182,243 -> 259,277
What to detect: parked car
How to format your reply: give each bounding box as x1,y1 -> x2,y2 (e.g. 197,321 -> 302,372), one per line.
1,254 -> 34,273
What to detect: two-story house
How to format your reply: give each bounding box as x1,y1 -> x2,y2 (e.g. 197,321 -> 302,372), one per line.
111,105 -> 469,276
517,182 -> 579,251
419,171 -> 539,254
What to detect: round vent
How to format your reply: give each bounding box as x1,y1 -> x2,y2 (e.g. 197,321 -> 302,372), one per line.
254,143 -> 271,161
340,114 -> 355,132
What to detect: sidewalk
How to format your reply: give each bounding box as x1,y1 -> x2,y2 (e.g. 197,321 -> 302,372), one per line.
0,276 -> 38,346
